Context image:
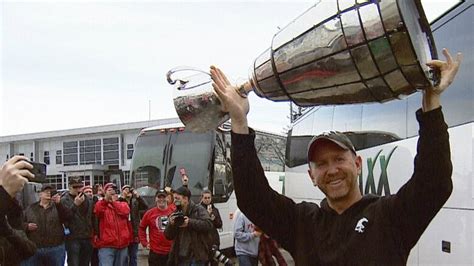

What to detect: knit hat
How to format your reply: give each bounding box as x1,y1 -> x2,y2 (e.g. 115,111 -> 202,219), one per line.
103,183 -> 117,192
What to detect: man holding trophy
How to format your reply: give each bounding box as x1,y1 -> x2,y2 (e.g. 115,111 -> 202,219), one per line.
209,47 -> 461,264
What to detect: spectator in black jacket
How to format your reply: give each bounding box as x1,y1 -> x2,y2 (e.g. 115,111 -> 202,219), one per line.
199,189 -> 222,266
165,186 -> 213,265
60,176 -> 94,266
209,49 -> 462,265
0,156 -> 37,266
119,185 -> 148,266
22,184 -> 71,265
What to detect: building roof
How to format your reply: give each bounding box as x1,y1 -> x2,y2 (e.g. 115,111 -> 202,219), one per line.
0,118 -> 181,143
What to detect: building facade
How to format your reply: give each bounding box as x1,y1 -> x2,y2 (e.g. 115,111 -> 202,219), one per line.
0,118 -> 180,190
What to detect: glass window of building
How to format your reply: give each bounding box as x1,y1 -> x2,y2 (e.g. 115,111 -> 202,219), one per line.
126,144 -> 134,159
63,141 -> 78,166
124,171 -> 130,185
46,174 -> 63,190
103,137 -> 119,165
93,175 -> 105,187
56,150 -> 62,165
43,151 -> 50,165
79,139 -> 101,165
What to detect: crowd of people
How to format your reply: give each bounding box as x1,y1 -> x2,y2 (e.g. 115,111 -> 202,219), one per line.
0,48 -> 462,266
0,163 -> 235,266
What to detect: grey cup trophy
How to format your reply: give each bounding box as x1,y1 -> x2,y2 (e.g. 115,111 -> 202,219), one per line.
169,0 -> 438,132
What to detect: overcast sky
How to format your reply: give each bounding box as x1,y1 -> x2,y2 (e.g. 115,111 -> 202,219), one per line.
0,0 -> 459,136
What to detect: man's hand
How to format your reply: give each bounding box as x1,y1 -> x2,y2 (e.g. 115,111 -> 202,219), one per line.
179,216 -> 190,228
52,194 -> 61,204
210,65 -> 250,134
27,223 -> 38,231
169,214 -> 176,225
423,48 -> 462,112
253,231 -> 262,237
181,174 -> 189,186
0,156 -> 34,198
74,193 -> 85,206
132,190 -> 140,198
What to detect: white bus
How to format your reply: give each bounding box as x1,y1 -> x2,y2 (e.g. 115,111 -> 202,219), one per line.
129,122 -> 285,251
284,1 -> 472,264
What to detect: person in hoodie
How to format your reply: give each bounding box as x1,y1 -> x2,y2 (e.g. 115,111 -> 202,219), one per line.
210,48 -> 462,265
139,189 -> 174,266
94,182 -> 131,266
233,212 -> 260,266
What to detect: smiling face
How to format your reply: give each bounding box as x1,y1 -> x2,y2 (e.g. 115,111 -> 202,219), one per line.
155,194 -> 168,209
308,139 -> 362,210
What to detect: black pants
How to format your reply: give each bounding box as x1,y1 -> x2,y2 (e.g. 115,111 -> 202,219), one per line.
148,250 -> 169,266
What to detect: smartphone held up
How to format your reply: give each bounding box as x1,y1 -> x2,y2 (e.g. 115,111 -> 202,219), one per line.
24,160 -> 47,183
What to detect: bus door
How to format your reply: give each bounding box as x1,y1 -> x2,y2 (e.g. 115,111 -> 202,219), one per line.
166,130 -> 215,202
212,130 -> 233,202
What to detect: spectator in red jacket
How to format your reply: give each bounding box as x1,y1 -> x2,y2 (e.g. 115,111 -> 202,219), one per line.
93,183 -> 131,266
139,189 -> 173,266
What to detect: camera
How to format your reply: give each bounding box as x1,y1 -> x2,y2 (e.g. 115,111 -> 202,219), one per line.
211,245 -> 233,265
172,200 -> 185,226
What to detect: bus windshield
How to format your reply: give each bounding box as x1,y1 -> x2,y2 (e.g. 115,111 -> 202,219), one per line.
131,129 -> 215,203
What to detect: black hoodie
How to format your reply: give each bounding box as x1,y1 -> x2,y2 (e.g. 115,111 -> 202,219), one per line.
231,108 -> 453,265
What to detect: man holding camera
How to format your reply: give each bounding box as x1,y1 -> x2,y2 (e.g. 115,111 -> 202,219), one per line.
94,182 -> 131,265
22,185 -> 71,265
165,186 -> 213,265
0,156 -> 37,266
60,176 -> 94,266
118,185 -> 148,266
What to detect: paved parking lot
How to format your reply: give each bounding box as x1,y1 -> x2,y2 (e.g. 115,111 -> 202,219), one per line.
137,247 -> 294,265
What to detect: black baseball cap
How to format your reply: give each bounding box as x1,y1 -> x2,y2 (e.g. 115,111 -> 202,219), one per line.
155,189 -> 167,197
40,184 -> 54,192
307,131 -> 356,166
174,186 -> 191,198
